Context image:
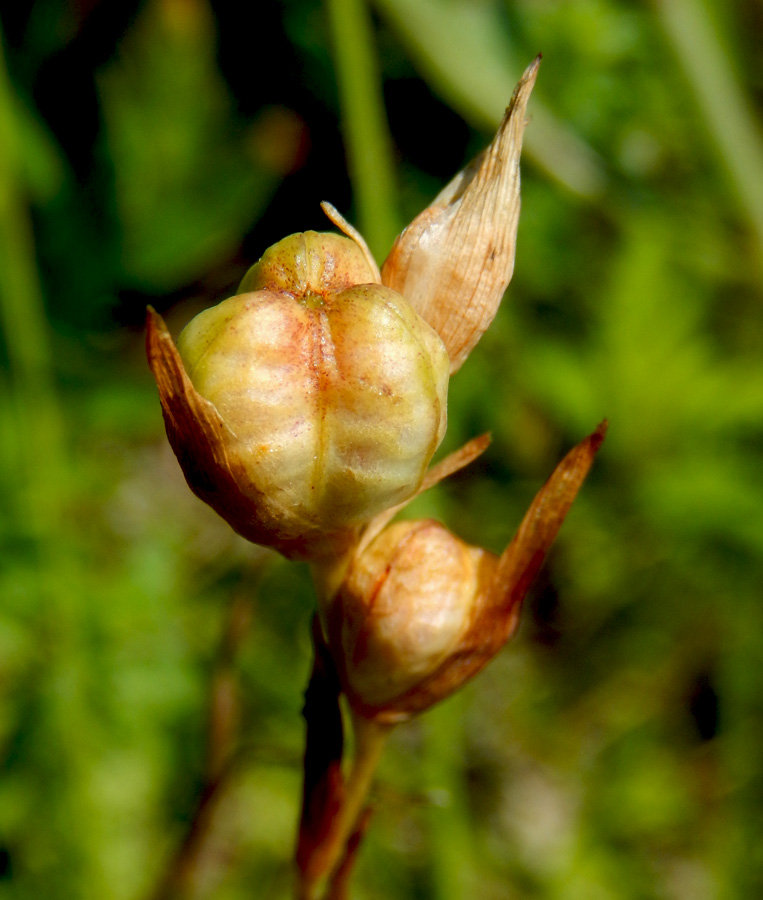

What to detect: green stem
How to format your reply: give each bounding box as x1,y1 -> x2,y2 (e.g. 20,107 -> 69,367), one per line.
334,713 -> 390,860
654,0 -> 763,259
324,0 -> 400,259
0,27 -> 65,535
372,0 -> 608,200
0,28 -> 105,899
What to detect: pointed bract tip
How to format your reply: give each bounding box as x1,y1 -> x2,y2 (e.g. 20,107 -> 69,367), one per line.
526,54 -> 542,80
381,58 -> 540,373
591,418 -> 609,452
507,55 -> 540,118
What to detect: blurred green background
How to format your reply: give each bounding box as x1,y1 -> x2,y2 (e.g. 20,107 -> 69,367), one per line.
1,0 -> 762,898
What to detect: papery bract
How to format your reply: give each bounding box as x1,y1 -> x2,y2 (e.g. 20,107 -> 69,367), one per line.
381,57 -> 540,372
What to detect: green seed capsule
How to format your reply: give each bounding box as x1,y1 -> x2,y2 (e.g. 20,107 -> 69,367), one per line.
150,231 -> 449,559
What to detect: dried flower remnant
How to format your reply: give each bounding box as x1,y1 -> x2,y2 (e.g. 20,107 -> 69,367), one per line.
298,422 -> 607,898
329,518 -> 498,717
382,56 -> 540,372
147,227 -> 449,560
327,422 -> 607,724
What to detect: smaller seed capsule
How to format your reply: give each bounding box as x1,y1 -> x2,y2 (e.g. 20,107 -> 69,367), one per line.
327,519 -> 500,722
325,422 -> 607,722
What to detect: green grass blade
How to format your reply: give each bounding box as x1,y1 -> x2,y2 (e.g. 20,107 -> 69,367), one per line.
0,28 -> 65,535
325,0 -> 401,258
655,0 -> 763,259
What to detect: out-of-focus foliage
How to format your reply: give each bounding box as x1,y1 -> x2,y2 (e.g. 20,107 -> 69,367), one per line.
97,0 -> 279,290
1,0 -> 762,898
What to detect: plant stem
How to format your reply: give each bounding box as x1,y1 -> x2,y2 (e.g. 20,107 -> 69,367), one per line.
332,713 -> 390,868
0,27 -> 65,537
298,712 -> 392,900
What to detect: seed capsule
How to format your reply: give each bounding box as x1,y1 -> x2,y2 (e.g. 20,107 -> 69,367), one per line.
327,519 -> 499,722
325,422 -> 607,723
147,230 -> 449,560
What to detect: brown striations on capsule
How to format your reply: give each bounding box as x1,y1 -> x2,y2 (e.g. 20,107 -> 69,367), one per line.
147,231 -> 450,560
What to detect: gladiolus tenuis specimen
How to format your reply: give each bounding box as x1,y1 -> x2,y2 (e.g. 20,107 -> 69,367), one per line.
146,55 -> 605,900
293,58 -> 607,900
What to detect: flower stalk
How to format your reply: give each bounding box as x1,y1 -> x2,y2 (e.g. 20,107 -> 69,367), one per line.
300,714 -> 391,900
296,620 -> 392,900
146,56 -> 606,900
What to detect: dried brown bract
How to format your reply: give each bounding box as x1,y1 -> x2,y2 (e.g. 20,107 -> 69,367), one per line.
326,422 -> 607,723
382,57 -> 540,372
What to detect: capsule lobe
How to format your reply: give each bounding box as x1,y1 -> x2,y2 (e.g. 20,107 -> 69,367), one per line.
169,231 -> 449,555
